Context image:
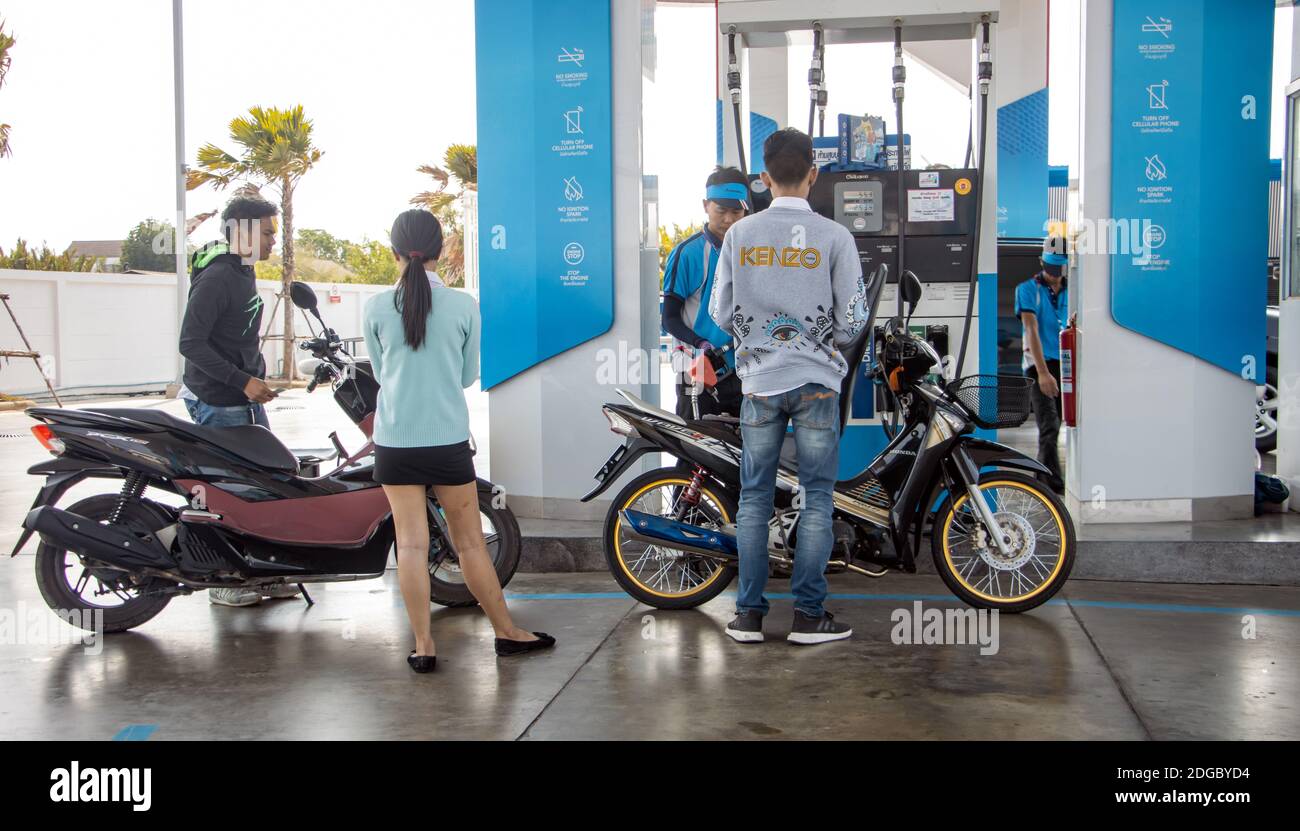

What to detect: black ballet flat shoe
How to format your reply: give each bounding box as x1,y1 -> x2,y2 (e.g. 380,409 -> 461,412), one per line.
407,651 -> 437,673
495,632 -> 556,657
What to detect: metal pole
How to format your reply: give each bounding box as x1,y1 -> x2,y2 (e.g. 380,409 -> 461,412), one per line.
172,0 -> 188,386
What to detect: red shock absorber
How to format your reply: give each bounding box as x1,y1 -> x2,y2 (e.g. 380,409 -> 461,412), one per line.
682,465 -> 707,506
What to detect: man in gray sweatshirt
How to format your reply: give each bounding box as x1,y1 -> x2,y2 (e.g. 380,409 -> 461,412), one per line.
710,128 -> 869,646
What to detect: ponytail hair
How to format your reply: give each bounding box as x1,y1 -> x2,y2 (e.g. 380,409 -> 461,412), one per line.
388,209 -> 444,350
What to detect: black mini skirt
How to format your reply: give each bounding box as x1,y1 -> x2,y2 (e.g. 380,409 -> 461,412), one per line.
373,441 -> 476,486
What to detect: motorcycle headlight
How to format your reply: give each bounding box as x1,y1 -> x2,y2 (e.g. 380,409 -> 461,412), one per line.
937,407 -> 967,434
926,407 -> 967,447
604,409 -> 635,437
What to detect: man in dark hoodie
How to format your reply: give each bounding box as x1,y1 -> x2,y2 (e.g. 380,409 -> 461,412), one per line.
179,194 -> 278,427
179,194 -> 295,607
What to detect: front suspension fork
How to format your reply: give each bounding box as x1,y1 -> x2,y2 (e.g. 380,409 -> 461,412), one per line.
950,452 -> 1014,558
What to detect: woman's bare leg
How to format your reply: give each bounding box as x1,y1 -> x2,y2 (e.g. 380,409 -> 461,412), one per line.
383,484 -> 436,656
431,482 -> 536,641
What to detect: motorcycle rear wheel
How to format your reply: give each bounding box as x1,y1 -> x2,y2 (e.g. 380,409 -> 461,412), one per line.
426,491 -> 522,608
603,468 -> 737,610
33,494 -> 176,633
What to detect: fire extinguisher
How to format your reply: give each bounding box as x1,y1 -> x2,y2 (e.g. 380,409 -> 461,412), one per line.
1059,313 -> 1078,427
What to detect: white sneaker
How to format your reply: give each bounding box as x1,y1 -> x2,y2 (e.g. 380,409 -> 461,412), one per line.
208,587 -> 263,607
261,584 -> 301,599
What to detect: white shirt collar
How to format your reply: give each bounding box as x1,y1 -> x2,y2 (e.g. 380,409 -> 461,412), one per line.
425,267 -> 445,288
769,196 -> 812,211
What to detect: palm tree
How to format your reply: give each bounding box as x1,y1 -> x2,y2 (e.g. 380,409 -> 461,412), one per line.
444,144 -> 477,190
411,144 -> 476,287
187,105 -> 323,379
0,20 -> 17,158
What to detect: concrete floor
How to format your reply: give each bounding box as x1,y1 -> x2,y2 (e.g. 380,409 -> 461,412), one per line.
0,562 -> 1295,740
3,392 -> 1297,740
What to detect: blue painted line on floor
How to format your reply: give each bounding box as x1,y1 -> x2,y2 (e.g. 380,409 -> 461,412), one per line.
503,591 -> 1300,618
1057,599 -> 1300,618
112,724 -> 157,741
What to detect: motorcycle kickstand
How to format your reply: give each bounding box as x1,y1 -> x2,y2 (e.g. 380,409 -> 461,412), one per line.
298,584 -> 314,606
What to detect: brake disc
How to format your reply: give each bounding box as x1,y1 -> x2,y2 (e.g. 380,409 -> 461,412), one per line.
976,512 -> 1036,571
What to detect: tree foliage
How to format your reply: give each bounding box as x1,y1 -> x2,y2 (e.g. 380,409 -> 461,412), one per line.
0,20 -> 16,158
659,223 -> 702,284
121,219 -> 177,272
411,144 -> 476,287
0,239 -> 96,271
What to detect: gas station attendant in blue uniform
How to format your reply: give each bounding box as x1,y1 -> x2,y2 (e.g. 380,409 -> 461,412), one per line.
661,166 -> 749,420
1015,236 -> 1070,494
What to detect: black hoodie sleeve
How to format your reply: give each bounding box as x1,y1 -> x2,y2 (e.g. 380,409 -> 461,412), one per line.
179,271 -> 251,393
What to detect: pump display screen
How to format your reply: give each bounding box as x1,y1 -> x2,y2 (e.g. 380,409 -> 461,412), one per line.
842,190 -> 875,214
832,181 -> 884,233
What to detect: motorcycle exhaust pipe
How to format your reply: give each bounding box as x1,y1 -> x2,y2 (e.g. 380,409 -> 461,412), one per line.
617,509 -> 738,561
619,510 -> 892,577
23,506 -> 175,571
833,559 -> 891,578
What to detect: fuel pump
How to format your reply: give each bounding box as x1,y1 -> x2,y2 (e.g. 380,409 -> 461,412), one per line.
716,6 -> 998,473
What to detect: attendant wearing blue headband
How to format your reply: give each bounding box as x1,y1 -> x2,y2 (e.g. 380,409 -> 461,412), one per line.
661,165 -> 750,425
1014,235 -> 1071,494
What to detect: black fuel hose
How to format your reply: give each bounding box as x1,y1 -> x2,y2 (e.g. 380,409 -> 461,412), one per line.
892,20 -> 907,317
954,15 -> 992,379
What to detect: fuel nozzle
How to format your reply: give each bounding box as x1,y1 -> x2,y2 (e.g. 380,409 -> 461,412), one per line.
892,19 -> 906,104
727,27 -> 743,105
808,22 -> 824,106
977,14 -> 992,95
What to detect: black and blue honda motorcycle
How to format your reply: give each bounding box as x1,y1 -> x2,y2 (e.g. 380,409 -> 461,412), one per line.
581,266 -> 1075,613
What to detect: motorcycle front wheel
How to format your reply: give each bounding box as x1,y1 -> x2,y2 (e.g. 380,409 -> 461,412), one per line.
931,471 -> 1075,613
425,491 -> 521,608
603,468 -> 737,610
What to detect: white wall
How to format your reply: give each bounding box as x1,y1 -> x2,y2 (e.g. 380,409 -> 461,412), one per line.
0,269 -> 393,397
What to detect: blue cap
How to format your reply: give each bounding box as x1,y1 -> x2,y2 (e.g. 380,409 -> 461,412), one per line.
1042,236 -> 1068,265
705,182 -> 750,210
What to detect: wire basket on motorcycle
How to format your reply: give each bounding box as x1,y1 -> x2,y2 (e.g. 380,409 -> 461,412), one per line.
946,374 -> 1035,430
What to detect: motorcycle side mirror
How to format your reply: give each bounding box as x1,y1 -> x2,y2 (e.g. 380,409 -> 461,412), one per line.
900,270 -> 923,320
289,281 -> 319,312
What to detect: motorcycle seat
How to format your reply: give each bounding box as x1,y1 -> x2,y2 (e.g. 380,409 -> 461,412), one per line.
92,408 -> 300,473
687,416 -> 801,475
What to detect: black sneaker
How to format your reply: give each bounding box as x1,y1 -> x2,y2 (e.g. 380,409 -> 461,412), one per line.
787,610 -> 852,645
725,611 -> 765,643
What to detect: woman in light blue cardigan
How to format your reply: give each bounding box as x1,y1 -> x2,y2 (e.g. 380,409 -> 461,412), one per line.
363,210 -> 554,673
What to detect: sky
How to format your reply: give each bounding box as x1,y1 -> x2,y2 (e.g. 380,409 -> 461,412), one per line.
0,1 -> 1292,251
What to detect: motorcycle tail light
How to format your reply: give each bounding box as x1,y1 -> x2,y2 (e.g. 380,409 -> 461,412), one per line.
604,409 -> 635,437
32,425 -> 65,456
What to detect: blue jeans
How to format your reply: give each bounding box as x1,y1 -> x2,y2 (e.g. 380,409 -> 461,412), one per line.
735,383 -> 840,618
184,397 -> 269,428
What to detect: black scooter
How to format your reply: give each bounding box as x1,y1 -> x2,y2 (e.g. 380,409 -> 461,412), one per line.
13,282 -> 520,632
582,267 -> 1075,613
